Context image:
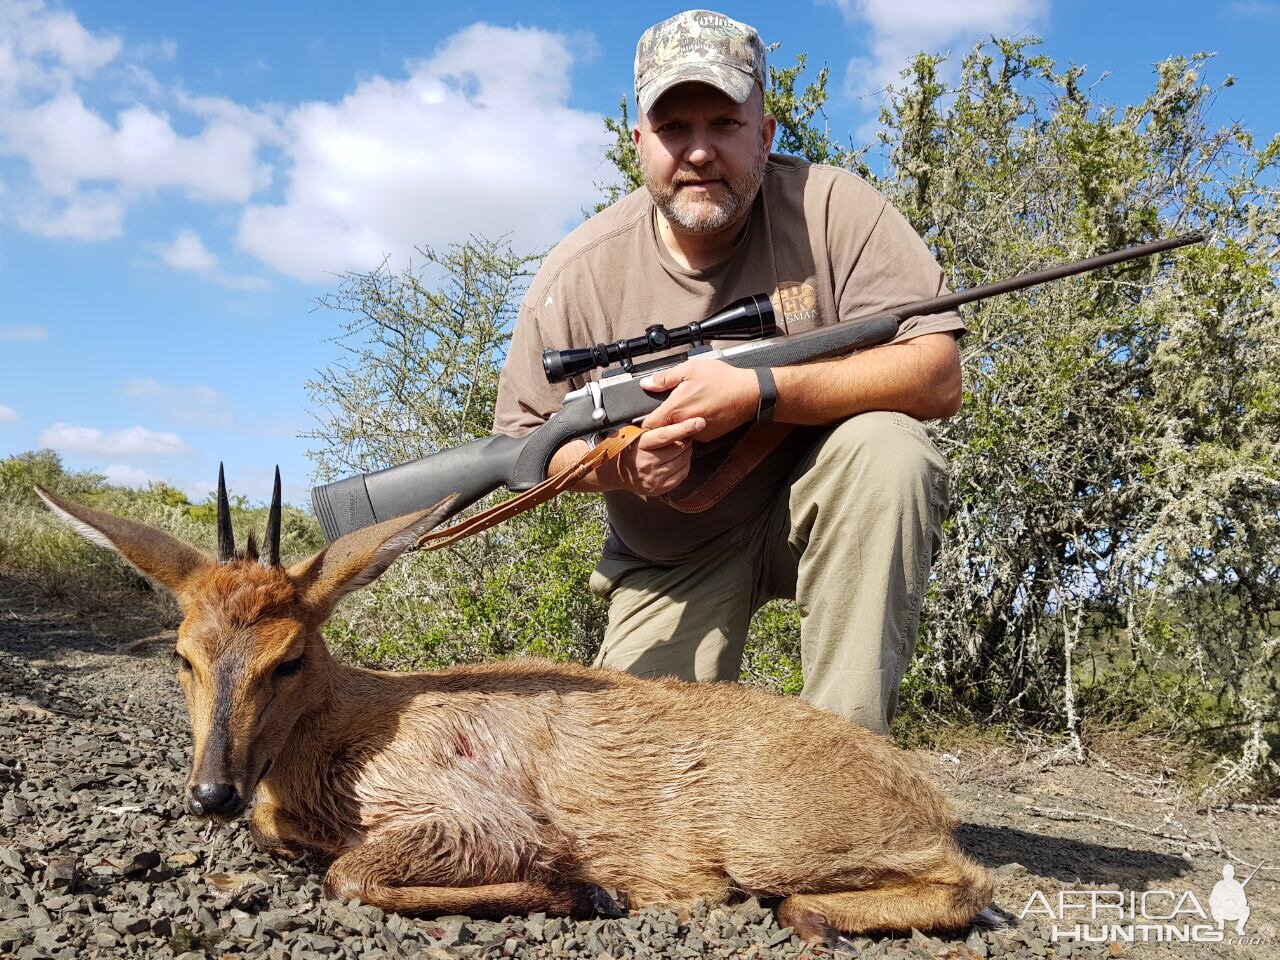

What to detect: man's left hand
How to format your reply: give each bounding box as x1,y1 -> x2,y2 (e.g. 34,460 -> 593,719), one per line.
640,359 -> 761,441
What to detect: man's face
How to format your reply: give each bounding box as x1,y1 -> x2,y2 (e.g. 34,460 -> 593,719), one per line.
633,82 -> 776,236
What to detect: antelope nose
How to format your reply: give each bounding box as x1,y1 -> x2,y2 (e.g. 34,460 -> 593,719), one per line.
189,782 -> 238,816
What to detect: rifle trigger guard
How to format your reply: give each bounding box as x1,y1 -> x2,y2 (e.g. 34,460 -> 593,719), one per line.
587,381 -> 606,422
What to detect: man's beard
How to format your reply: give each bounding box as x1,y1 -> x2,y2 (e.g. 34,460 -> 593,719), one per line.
643,152 -> 766,234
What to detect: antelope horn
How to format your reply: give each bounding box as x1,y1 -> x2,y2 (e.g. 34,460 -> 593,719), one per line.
217,463 -> 235,563
262,466 -> 282,568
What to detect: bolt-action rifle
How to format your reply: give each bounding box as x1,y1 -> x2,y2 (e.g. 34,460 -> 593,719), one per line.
311,232 -> 1205,543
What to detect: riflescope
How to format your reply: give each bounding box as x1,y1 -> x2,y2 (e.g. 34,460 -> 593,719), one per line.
541,293 -> 776,383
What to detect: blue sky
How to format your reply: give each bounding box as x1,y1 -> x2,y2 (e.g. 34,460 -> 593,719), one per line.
1,0 -> 1277,506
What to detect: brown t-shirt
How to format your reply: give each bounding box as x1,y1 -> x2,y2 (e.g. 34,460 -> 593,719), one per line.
494,154 -> 965,565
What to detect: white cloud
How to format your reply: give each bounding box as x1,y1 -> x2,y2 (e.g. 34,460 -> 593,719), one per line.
37,421 -> 191,456
0,323 -> 46,340
101,462 -> 161,488
16,188 -> 124,240
133,38 -> 178,63
0,403 -> 18,422
156,228 -> 270,290
3,94 -> 269,202
0,0 -> 123,98
206,270 -> 270,291
829,0 -> 1048,99
0,1 -> 276,243
237,23 -> 612,281
160,229 -> 217,271
122,377 -> 221,405
175,90 -> 287,147
121,377 -> 234,426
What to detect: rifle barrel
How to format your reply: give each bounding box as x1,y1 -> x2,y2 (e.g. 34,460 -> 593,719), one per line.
898,231 -> 1205,322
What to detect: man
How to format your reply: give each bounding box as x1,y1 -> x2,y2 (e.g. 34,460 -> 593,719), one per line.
494,9 -> 963,736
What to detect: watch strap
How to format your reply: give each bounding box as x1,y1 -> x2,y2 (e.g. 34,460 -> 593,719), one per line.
755,367 -> 777,422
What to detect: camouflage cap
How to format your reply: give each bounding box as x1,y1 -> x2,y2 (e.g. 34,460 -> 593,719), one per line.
634,10 -> 766,115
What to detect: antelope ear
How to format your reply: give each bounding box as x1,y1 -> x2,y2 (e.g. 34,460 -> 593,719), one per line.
34,486 -> 212,599
287,495 -> 457,617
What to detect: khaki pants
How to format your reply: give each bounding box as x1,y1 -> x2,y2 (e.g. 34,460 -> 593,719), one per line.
589,411 -> 949,735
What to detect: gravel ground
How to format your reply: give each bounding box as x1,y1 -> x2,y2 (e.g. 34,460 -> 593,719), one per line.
1,573 -> 1277,960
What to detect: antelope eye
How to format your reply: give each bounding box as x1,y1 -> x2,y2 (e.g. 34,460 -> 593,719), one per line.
171,651 -> 192,673
274,657 -> 305,679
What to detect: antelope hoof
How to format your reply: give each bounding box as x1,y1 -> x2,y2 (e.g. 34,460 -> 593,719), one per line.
571,883 -> 626,920
826,933 -> 861,955
776,899 -> 837,945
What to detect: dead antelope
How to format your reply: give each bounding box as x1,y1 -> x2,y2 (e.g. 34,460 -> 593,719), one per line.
36,468 -> 993,943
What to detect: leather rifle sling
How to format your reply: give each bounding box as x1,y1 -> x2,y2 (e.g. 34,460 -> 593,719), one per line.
416,425 -> 647,552
663,421 -> 794,514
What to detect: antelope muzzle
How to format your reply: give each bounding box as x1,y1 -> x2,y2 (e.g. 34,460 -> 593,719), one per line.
188,781 -> 242,818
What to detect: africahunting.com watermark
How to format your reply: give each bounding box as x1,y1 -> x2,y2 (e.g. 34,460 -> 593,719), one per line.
1020,863 -> 1270,946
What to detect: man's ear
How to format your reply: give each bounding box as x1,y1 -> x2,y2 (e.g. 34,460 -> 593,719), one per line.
288,496 -> 457,619
35,486 -> 212,600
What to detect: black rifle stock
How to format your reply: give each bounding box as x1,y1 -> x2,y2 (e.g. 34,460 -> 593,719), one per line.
311,232 -> 1204,542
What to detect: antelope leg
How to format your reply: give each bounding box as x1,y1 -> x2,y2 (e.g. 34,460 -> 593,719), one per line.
321,832 -> 619,919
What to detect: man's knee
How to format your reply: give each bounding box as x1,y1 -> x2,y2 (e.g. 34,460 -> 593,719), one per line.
798,412 -> 947,525
822,410 -> 944,481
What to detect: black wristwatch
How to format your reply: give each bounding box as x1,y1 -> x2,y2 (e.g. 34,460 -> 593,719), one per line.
755,367 -> 777,422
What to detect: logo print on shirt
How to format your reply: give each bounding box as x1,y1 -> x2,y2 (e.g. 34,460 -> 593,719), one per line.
771,281 -> 818,328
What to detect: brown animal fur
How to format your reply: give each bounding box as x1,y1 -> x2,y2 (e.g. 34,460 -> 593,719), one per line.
35,486 -> 993,941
